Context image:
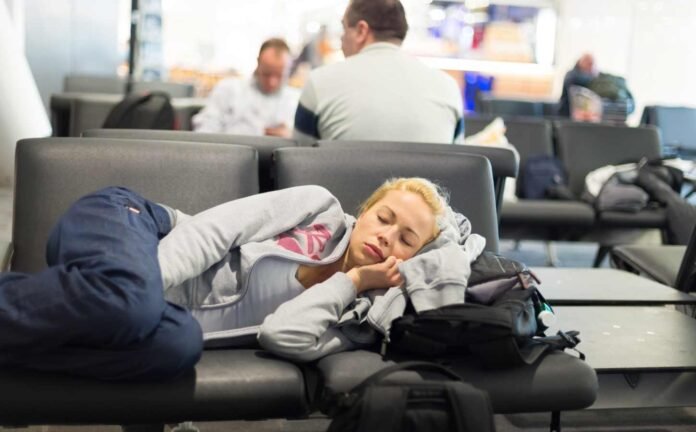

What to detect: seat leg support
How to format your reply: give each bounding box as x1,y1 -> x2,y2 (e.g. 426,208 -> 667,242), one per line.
593,245 -> 611,268
121,425 -> 164,432
550,411 -> 561,432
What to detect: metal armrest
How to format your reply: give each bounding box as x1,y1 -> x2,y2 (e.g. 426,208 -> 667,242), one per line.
0,240 -> 12,271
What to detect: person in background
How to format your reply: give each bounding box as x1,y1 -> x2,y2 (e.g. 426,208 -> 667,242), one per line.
558,53 -> 598,117
294,0 -> 464,146
193,38 -> 300,138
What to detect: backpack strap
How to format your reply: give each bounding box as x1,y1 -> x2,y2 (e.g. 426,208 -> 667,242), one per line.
356,386 -> 408,432
353,361 -> 462,394
472,329 -> 585,367
539,330 -> 586,360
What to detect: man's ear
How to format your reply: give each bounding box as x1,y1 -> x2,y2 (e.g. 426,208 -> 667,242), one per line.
355,20 -> 371,44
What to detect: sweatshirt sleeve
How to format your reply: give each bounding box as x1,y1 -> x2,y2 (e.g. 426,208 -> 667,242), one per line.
157,185 -> 341,289
257,272 -> 360,362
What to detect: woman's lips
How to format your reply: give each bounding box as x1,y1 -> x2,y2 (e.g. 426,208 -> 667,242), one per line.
363,243 -> 384,261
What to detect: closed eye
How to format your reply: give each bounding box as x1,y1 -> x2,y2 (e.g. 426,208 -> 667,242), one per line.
400,235 -> 414,247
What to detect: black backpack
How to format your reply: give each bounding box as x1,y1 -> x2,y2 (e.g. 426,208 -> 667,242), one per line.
520,155 -> 570,199
327,361 -> 496,432
387,253 -> 583,369
102,91 -> 176,130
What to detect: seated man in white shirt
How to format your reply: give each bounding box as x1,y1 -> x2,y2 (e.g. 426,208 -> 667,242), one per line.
193,38 -> 300,138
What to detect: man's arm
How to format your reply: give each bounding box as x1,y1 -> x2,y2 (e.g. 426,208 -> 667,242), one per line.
293,79 -> 320,146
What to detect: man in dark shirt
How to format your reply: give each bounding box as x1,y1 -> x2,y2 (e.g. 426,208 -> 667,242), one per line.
558,53 -> 598,117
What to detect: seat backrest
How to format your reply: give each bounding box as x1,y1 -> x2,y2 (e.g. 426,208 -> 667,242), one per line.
465,116 -> 554,197
464,116 -> 554,166
554,122 -> 661,197
274,147 -> 499,252
642,106 -> 696,156
63,75 -> 126,94
316,139 -> 517,215
13,138 -> 258,273
479,97 -> 544,117
69,97 -> 120,137
83,129 -> 298,192
132,81 -> 196,98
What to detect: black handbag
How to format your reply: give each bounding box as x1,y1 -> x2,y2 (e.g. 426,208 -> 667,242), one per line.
327,361 -> 496,432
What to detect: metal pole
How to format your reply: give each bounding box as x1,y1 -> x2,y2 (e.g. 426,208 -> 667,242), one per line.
126,0 -> 139,94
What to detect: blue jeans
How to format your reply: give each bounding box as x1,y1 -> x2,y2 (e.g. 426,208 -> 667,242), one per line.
0,187 -> 203,381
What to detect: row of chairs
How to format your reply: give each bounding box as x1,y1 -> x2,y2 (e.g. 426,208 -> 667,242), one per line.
64,75 -> 196,98
86,119 -> 671,269
467,115 -> 666,265
641,105 -> 696,157
47,112 -> 679,268
50,93 -> 205,137
0,135 -> 597,430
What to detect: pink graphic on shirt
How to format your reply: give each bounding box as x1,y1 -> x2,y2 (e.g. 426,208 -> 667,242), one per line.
276,224 -> 332,260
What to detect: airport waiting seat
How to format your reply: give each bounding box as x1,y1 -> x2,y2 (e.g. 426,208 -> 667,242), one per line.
273,147 -> 598,428
477,96 -> 545,117
463,116 -> 596,241
274,147 -> 500,251
641,105 -> 696,157
51,93 -> 207,137
555,122 -> 664,265
67,96 -> 119,137
465,121 -> 663,264
132,81 -> 196,98
10,138 -> 258,273
611,225 -> 696,293
464,116 -> 576,226
316,139 -> 518,215
464,115 -> 553,177
83,129 -> 299,192
0,139 -> 597,430
1,137 -> 312,427
64,75 -> 195,98
63,75 -> 126,94
555,121 -> 664,229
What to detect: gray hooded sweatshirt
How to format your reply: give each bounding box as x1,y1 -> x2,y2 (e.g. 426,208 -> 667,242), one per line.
157,185 -> 485,362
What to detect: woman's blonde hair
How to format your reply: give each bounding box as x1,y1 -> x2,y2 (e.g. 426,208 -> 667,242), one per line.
358,177 -> 449,240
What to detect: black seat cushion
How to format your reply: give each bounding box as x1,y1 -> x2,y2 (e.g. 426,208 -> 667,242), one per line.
501,200 -> 595,227
611,245 -> 685,287
597,208 -> 666,228
0,350 -> 308,425
314,350 -> 597,414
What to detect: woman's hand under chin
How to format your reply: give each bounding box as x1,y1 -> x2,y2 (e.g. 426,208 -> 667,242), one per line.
346,256 -> 404,294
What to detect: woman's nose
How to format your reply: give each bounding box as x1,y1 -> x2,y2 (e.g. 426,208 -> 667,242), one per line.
377,227 -> 397,246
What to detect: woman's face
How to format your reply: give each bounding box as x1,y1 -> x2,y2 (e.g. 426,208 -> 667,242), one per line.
347,190 -> 436,267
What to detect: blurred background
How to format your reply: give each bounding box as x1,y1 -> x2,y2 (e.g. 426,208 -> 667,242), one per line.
6,0 -> 696,125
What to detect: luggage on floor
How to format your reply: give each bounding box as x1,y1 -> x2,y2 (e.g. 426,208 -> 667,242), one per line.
327,361 -> 496,432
